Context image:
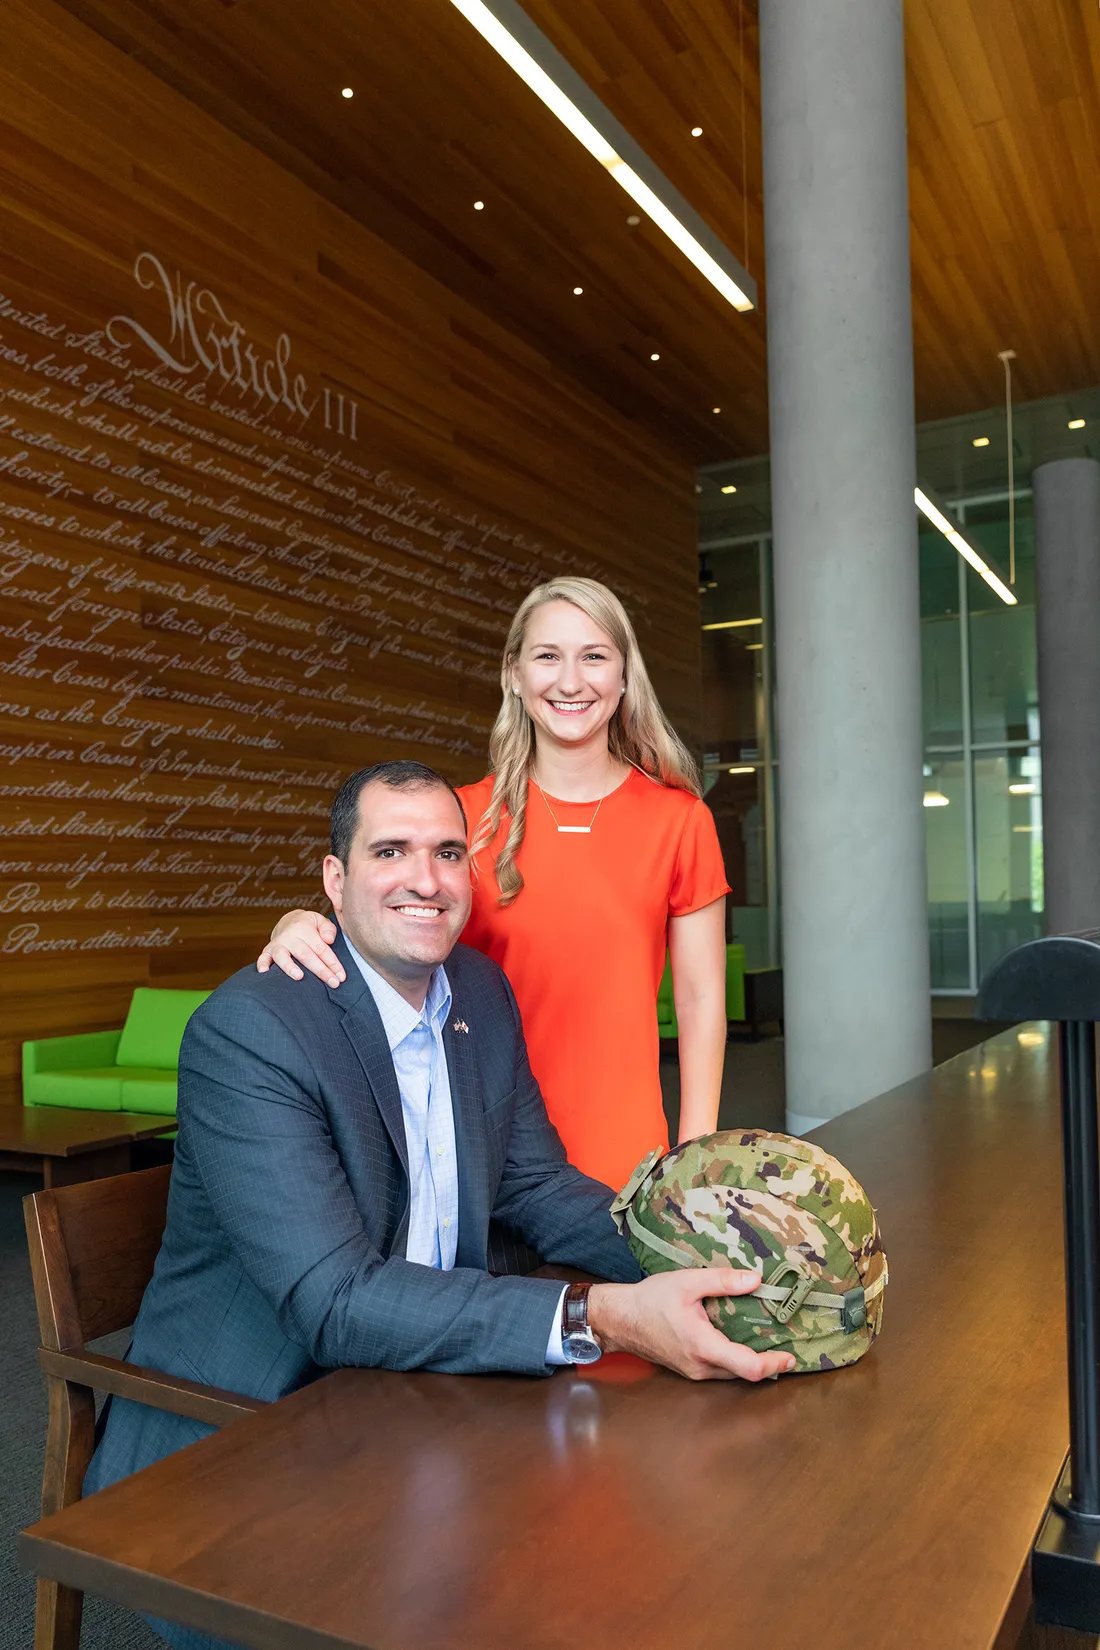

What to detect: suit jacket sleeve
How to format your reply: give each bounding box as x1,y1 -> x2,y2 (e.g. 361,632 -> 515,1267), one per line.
179,988 -> 573,1378
489,976 -> 645,1286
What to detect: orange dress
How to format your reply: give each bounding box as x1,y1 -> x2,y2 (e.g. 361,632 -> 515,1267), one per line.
457,770 -> 731,1191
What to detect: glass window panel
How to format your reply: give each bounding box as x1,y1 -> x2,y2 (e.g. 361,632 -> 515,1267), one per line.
974,746 -> 1043,980
707,765 -> 770,967
923,757 -> 970,989
965,499 -> 1038,745
919,525 -> 963,747
699,539 -> 774,967
966,496 -> 1036,606
919,525 -> 962,621
922,615 -> 964,749
700,541 -> 763,762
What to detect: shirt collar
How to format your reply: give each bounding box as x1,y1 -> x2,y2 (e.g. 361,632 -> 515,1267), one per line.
343,932 -> 452,1053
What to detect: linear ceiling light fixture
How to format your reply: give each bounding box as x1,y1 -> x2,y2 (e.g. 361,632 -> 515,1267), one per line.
702,617 -> 762,631
914,486 -> 1017,607
448,0 -> 756,312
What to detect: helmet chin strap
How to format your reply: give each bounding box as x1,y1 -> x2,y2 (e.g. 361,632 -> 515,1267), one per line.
619,1203 -> 887,1334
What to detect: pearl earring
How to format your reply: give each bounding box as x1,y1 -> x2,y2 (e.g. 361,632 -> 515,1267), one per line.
513,688 -> 521,697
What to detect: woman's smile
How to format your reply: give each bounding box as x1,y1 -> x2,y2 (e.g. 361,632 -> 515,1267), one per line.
547,698 -> 596,716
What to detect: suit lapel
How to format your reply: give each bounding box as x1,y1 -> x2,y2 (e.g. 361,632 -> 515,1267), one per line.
329,931 -> 408,1175
444,979 -> 489,1269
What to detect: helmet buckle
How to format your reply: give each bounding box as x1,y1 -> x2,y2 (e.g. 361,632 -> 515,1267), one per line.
840,1286 -> 867,1333
766,1262 -> 815,1324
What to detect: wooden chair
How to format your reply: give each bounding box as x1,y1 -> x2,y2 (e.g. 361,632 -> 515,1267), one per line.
23,1165 -> 267,1650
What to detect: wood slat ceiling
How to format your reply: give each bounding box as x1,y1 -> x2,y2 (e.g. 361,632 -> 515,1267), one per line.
44,0 -> 1100,464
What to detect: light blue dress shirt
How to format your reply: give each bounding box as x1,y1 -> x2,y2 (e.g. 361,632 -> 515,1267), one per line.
345,940 -> 458,1270
344,939 -> 568,1362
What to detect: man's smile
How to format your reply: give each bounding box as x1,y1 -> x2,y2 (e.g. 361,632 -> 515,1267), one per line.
390,904 -> 445,919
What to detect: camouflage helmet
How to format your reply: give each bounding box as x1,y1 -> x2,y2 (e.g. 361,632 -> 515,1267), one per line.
611,1129 -> 887,1374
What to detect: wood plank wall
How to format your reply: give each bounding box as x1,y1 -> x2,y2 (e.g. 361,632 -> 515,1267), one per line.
0,0 -> 699,1082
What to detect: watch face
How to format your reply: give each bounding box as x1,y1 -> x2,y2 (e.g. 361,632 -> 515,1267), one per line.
563,1332 -> 602,1365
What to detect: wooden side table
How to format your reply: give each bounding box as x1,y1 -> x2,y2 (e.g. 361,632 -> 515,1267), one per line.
0,1105 -> 175,1186
742,966 -> 783,1038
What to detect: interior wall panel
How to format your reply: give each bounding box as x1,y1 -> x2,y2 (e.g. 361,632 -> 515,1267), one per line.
0,0 -> 698,1080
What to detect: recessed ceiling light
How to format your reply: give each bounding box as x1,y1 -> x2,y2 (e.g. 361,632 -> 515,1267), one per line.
712,406 -> 721,414
728,765 -> 755,774
1008,782 -> 1036,795
626,214 -> 641,226
721,484 -> 737,495
972,436 -> 990,448
923,791 -> 950,807
341,87 -> 354,99
474,200 -> 485,210
650,351 -> 660,361
1069,417 -> 1086,429
691,126 -> 703,137
573,285 -> 583,295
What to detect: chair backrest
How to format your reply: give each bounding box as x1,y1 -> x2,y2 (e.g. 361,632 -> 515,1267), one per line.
23,1166 -> 171,1353
115,987 -> 211,1070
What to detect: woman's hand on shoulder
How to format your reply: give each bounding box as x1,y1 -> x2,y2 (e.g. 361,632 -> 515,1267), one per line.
256,909 -> 345,987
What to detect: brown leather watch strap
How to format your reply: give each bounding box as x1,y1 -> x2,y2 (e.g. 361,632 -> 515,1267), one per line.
562,1282 -> 592,1335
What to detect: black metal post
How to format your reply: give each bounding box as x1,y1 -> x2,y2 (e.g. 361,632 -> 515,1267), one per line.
1055,1019 -> 1100,1521
979,938 -> 1100,1626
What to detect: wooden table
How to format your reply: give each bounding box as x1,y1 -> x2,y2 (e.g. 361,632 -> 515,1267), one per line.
20,1026 -> 1073,1649
0,1104 -> 174,1186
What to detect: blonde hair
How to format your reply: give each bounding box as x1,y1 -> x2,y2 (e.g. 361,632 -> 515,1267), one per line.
470,576 -> 700,904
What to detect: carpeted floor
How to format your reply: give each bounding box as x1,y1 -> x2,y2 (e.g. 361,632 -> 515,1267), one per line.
0,1017 -> 1007,1649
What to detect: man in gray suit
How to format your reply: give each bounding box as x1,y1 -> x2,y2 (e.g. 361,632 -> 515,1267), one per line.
86,761 -> 792,1577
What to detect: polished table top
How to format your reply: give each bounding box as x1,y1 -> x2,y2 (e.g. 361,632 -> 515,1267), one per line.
0,1103 -> 175,1155
21,1027 -> 1070,1650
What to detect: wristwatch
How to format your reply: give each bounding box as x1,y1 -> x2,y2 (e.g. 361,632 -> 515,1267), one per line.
561,1282 -> 602,1365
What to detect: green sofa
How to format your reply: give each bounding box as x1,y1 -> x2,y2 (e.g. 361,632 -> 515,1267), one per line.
22,988 -> 212,1115
657,943 -> 746,1037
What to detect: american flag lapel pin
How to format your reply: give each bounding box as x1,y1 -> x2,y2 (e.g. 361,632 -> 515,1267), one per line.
452,1019 -> 469,1034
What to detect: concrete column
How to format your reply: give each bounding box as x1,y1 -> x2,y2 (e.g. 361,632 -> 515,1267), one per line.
1033,457 -> 1100,934
759,0 -> 931,1132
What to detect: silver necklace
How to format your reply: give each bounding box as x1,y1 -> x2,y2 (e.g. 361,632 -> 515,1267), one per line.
533,780 -> 607,835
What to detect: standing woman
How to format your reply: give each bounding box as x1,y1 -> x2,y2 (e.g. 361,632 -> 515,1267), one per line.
258,578 -> 730,1191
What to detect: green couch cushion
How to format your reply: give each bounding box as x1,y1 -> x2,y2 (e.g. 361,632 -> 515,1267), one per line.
657,956 -> 677,1035
23,1029 -> 121,1077
725,943 -> 746,1022
119,1070 -> 178,1115
115,988 -> 211,1070
25,1069 -> 124,1110
657,944 -> 747,1035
